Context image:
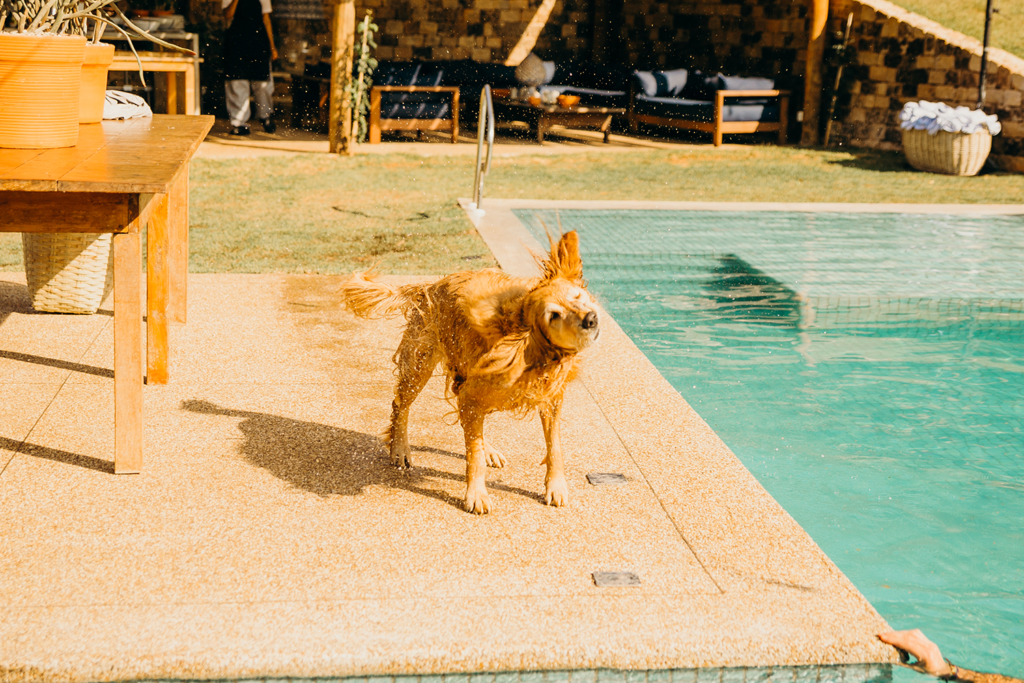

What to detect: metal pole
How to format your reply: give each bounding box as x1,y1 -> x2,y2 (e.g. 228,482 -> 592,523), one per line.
978,0 -> 995,110
823,12 -> 854,148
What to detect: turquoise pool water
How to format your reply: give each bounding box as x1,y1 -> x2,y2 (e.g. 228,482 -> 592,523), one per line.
517,209 -> 1024,680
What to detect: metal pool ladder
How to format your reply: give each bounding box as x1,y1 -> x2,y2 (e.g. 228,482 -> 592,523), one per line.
470,84 -> 495,217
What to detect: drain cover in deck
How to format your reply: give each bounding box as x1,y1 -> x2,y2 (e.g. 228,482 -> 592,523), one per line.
592,571 -> 641,587
586,472 -> 627,485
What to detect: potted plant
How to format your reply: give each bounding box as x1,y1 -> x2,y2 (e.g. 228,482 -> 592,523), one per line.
1,0 -> 194,147
80,24 -> 116,124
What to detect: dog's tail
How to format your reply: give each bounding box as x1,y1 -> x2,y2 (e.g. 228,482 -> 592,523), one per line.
340,271 -> 425,319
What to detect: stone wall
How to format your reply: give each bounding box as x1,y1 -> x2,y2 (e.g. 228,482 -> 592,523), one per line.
618,0 -> 809,82
826,0 -> 1024,165
368,0 -> 591,64
273,0 -> 594,73
274,0 -> 813,80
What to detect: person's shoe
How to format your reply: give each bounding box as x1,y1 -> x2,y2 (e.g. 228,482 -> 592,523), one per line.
229,124 -> 250,136
260,118 -> 277,133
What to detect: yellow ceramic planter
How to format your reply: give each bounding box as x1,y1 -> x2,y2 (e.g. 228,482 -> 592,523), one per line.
80,42 -> 115,124
0,33 -> 86,149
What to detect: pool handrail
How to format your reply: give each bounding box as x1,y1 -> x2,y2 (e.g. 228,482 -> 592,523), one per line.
472,84 -> 495,209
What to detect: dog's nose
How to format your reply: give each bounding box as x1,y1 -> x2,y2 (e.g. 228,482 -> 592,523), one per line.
582,311 -> 598,330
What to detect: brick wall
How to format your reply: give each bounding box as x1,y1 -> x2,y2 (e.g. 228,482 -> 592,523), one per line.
619,0 -> 808,82
827,0 -> 1024,165
277,0 -> 811,78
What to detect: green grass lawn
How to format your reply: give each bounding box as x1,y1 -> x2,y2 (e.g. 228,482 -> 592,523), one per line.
890,0 -> 1024,59
3,145 -> 1024,275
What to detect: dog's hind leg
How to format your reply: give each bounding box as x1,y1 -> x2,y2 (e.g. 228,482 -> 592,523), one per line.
539,396 -> 569,507
388,326 -> 439,469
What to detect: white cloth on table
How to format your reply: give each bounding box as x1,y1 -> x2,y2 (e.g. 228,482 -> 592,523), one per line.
225,78 -> 274,126
899,100 -> 1001,135
102,90 -> 153,120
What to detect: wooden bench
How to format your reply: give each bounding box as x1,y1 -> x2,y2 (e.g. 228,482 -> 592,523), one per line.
369,86 -> 460,144
109,52 -> 203,115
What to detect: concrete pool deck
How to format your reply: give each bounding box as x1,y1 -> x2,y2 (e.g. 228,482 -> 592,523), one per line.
1,207 -> 898,681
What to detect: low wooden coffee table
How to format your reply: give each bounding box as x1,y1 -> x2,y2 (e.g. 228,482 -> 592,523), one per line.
493,99 -> 625,143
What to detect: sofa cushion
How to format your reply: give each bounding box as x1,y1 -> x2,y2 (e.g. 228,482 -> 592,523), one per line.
717,74 -> 775,91
632,70 -> 658,97
633,94 -> 780,123
654,69 -> 689,97
374,62 -> 420,86
379,91 -> 452,119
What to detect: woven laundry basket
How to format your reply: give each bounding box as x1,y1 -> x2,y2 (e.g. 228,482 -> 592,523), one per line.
902,127 -> 992,176
21,233 -> 114,314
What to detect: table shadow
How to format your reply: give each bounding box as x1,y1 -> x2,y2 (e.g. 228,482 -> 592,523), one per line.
0,435 -> 114,474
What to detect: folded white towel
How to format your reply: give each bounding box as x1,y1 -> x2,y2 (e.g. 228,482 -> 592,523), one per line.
899,100 -> 1000,135
102,90 -> 153,120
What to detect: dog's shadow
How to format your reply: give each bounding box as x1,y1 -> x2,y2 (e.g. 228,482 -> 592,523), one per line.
181,399 -> 542,510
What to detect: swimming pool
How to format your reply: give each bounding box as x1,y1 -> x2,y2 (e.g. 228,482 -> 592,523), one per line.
516,208 -> 1024,680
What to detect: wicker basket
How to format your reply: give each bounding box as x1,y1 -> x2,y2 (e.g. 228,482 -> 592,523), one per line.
21,233 -> 114,314
902,127 -> 992,176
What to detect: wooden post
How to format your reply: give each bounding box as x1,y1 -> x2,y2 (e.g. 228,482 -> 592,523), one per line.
329,0 -> 356,154
800,0 -> 829,146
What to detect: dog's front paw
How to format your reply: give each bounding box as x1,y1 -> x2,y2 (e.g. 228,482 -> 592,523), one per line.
483,441 -> 507,469
464,485 -> 492,515
391,446 -> 413,469
544,477 -> 569,507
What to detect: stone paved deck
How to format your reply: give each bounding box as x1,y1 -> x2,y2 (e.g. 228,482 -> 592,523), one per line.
0,244 -> 896,681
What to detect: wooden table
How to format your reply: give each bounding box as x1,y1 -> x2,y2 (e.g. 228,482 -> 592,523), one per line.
109,52 -> 204,116
0,115 -> 214,473
493,99 -> 625,143
107,32 -> 202,116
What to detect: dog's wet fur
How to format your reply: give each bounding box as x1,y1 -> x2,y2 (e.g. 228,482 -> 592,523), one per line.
340,231 -> 600,514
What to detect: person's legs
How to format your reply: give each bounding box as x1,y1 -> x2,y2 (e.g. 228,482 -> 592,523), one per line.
252,76 -> 275,132
224,79 -> 252,133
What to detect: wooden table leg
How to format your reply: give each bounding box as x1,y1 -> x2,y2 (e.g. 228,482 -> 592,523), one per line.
146,193 -> 170,385
166,72 -> 178,115
113,229 -> 143,474
451,89 -> 460,144
537,113 -> 546,144
602,115 -> 613,143
184,66 -> 196,116
168,172 -> 189,324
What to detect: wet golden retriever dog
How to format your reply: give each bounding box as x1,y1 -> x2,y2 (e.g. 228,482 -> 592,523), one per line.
340,231 -> 600,514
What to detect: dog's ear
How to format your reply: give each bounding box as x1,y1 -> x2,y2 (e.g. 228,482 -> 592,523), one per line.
539,230 -> 584,285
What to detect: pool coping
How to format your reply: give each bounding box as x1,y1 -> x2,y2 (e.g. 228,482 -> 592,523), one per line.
463,198 -> 1024,218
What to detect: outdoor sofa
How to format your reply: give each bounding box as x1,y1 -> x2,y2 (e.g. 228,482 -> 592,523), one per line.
629,69 -> 790,146
290,59 -> 518,138
368,60 -> 520,143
